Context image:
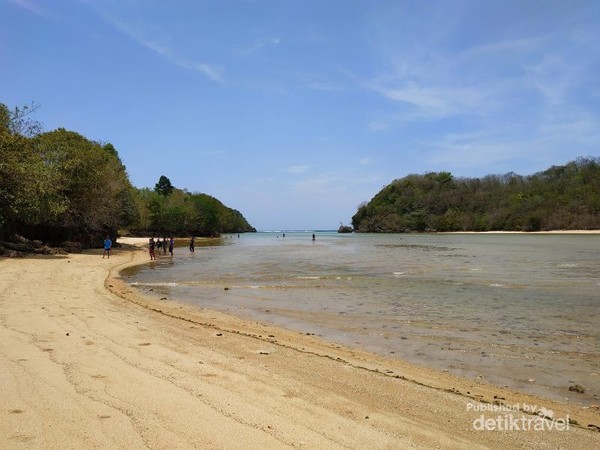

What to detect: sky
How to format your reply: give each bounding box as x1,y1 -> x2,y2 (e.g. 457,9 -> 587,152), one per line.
1,0 -> 599,230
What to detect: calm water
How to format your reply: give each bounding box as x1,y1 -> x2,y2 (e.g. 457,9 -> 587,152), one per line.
124,232 -> 600,405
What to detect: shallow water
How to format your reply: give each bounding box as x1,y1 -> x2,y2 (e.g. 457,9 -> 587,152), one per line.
124,232 -> 600,405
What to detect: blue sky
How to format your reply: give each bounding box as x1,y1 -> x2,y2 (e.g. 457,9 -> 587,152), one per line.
2,0 -> 599,230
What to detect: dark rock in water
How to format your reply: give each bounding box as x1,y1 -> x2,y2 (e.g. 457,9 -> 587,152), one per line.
568,384 -> 585,393
337,224 -> 354,233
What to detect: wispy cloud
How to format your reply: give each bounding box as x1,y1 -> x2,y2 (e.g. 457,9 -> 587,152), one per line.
285,165 -> 311,174
459,36 -> 545,59
290,170 -> 384,195
241,37 -> 281,55
306,81 -> 345,92
372,82 -> 491,119
418,111 -> 600,175
185,61 -> 224,84
87,7 -> 224,84
9,0 -> 48,16
368,120 -> 388,131
525,54 -> 580,106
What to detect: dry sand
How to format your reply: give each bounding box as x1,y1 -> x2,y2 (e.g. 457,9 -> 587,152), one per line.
1,237 -> 599,449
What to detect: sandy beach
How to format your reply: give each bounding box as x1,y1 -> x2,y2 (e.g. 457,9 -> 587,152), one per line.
1,238 -> 599,449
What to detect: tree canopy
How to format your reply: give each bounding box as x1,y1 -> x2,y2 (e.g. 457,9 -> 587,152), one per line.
352,158 -> 600,232
130,180 -> 255,237
0,101 -> 255,248
1,123 -> 136,246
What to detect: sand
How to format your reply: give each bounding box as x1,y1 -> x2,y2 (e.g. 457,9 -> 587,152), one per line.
1,238 -> 599,449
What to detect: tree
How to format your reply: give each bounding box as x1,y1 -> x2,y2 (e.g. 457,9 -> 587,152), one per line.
436,171 -> 453,184
155,175 -> 174,196
127,186 -> 255,236
0,104 -> 10,133
26,128 -> 135,244
0,130 -> 44,239
5,102 -> 43,137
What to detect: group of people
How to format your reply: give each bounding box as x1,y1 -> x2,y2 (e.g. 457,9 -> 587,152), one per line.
102,236 -> 196,261
148,236 -> 198,260
149,237 -> 174,260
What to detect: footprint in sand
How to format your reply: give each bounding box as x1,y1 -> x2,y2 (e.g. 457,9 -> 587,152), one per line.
9,434 -> 34,442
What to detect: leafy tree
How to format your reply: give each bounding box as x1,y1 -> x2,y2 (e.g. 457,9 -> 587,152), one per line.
436,171 -> 453,184
0,104 -> 10,133
155,175 -> 174,196
0,131 -> 45,239
127,186 -> 255,236
19,128 -> 135,245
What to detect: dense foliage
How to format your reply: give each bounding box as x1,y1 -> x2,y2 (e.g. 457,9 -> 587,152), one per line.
352,159 -> 600,232
129,179 -> 255,237
0,102 -> 255,248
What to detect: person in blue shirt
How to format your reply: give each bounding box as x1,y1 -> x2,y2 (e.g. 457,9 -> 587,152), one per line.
102,236 -> 112,259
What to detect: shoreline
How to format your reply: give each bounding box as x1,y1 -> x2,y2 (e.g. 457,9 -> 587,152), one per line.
1,239 -> 599,448
446,230 -> 600,235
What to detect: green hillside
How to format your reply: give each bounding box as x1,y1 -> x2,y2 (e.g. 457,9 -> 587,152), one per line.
352,158 -> 600,232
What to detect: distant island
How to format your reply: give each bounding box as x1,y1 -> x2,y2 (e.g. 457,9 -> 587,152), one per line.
351,157 -> 600,233
0,102 -> 255,253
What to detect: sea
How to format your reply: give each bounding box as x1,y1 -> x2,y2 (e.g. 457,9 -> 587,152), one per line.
123,231 -> 600,405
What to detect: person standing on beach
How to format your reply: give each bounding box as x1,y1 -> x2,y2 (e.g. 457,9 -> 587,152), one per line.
189,237 -> 195,253
169,237 -> 174,257
162,237 -> 168,255
149,238 -> 156,260
102,236 -> 112,258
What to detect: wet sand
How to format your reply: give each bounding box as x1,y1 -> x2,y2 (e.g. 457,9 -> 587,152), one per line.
1,237 -> 599,448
